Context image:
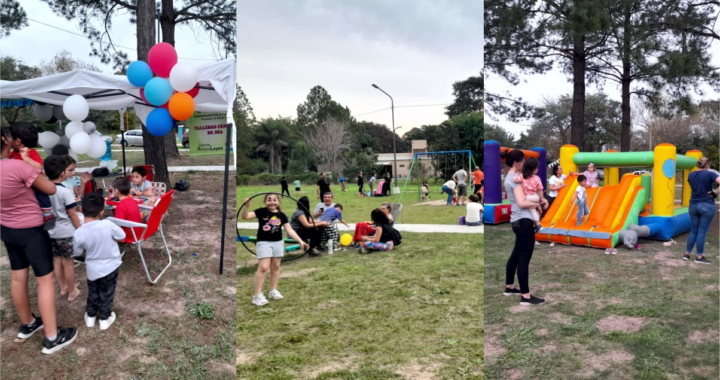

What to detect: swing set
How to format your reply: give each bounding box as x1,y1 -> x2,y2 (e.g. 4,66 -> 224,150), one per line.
398,150 -> 477,204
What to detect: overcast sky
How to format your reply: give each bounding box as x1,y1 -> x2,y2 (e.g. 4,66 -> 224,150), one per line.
0,0 -> 228,73
487,42 -> 720,138
236,0 -> 483,134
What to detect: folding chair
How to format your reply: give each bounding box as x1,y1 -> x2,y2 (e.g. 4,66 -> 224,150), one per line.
107,190 -> 174,284
390,203 -> 402,225
151,182 -> 167,196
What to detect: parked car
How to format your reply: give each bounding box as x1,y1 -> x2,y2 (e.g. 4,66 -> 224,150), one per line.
115,130 -> 143,146
182,128 -> 189,148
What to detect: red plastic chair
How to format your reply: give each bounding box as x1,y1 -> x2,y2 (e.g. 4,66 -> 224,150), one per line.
107,190 -> 174,284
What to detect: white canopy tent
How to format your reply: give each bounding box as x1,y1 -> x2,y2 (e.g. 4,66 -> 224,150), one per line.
1,58 -> 237,275
0,58 -> 237,167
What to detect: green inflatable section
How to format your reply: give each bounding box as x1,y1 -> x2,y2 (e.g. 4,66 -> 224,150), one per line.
573,152 -> 697,169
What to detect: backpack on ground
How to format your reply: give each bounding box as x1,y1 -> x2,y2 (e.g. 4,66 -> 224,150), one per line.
391,227 -> 402,246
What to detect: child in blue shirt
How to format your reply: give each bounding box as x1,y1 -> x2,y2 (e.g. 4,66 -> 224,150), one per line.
318,204 -> 349,228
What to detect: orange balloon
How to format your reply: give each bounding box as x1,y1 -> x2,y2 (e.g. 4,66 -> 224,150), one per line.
168,92 -> 195,120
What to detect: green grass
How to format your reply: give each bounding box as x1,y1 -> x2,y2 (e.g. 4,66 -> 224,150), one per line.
236,214 -> 483,379
237,185 -> 468,225
483,216 -> 720,380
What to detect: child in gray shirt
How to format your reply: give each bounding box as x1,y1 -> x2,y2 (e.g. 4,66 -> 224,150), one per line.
73,193 -> 126,331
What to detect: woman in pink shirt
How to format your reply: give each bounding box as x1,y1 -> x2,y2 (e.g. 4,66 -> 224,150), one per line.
0,126 -> 78,354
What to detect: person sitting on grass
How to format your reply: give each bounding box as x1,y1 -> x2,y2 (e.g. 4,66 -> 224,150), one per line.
359,208 -> 395,253
318,203 -> 349,251
313,192 -> 336,217
45,155 -> 83,302
73,193 -> 126,330
112,177 -> 144,243
466,194 -> 483,226
351,203 -> 393,247
241,194 -> 309,306
513,157 -> 546,234
290,196 -> 330,255
8,122 -> 55,229
129,166 -> 153,197
0,126 -> 78,355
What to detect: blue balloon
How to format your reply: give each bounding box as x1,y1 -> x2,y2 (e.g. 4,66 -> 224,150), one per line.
127,61 -> 153,87
146,108 -> 173,137
144,78 -> 174,106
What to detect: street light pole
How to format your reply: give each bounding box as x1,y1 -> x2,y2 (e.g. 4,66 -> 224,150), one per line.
372,84 -> 400,193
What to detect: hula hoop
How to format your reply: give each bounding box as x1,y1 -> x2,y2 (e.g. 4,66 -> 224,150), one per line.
237,192 -> 317,262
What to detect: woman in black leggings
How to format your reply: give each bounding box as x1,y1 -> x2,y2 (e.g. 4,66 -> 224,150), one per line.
502,149 -> 547,305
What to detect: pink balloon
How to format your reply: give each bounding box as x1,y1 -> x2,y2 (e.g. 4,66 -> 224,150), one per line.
148,42 -> 178,78
139,88 -> 149,104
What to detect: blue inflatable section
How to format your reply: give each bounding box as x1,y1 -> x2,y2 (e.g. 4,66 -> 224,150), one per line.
484,204 -> 497,224
638,213 -> 692,241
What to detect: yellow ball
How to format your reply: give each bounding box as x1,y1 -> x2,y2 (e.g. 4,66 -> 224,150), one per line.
340,233 -> 353,246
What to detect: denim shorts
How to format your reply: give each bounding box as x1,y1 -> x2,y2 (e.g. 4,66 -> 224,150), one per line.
256,240 -> 285,260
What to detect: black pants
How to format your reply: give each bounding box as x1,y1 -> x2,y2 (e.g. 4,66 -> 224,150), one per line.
87,268 -> 119,320
474,184 -> 482,195
281,186 -> 290,197
358,184 -> 364,194
1,225 -> 54,277
506,218 -> 536,294
296,226 -> 324,250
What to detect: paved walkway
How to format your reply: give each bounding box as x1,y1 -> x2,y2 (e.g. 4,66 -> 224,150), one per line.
237,222 -> 483,234
77,165 -> 233,172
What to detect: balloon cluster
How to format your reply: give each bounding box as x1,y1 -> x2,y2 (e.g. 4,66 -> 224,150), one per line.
33,103 -> 66,124
126,42 -> 199,137
35,95 -> 107,159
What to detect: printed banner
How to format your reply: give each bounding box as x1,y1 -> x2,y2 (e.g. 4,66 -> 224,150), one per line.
187,112 -> 228,156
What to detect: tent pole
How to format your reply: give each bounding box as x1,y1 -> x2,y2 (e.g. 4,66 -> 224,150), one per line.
219,122 -> 233,275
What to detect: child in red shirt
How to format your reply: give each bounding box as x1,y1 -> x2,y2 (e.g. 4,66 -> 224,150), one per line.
9,123 -> 55,229
111,177 -> 144,242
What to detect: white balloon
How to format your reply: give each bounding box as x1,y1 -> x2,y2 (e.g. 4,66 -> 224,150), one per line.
33,104 -> 53,122
169,62 -> 199,92
38,131 -> 61,149
83,121 -> 96,134
52,105 -> 66,121
69,132 -> 91,154
63,95 -> 89,122
67,149 -> 78,162
87,134 -> 107,158
65,121 -> 84,139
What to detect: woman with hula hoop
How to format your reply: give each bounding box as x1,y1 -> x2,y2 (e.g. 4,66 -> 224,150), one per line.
241,193 -> 309,306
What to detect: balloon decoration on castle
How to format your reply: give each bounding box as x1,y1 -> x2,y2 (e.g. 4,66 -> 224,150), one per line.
126,42 -> 198,137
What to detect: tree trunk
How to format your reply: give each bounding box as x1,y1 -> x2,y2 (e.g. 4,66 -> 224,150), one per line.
160,0 -> 180,158
570,30 -> 586,151
137,0 -> 170,185
620,4 -> 632,152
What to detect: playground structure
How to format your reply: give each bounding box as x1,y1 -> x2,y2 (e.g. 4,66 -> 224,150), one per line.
398,150 -> 477,203
483,141 -> 547,224
483,140 -> 703,248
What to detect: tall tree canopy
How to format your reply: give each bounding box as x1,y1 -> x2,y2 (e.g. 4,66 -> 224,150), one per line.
0,0 -> 27,38
445,74 -> 483,117
42,0 -> 236,70
588,0 -> 720,151
485,0 -> 613,150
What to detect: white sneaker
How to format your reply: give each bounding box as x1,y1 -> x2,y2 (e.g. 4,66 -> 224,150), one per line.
268,289 -> 284,300
84,313 -> 96,328
252,294 -> 268,306
549,242 -> 555,247
98,312 -> 116,330
535,241 -> 540,245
